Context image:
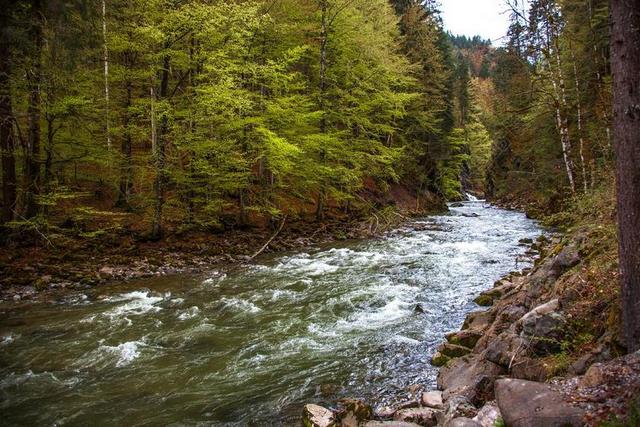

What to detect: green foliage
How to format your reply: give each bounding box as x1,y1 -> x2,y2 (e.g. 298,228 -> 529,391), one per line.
1,0 -> 472,234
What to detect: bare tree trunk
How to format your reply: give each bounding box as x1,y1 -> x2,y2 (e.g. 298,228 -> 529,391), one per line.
0,26 -> 16,223
151,53 -> 170,240
611,0 -> 640,353
550,32 -> 576,194
571,49 -> 589,193
102,0 -> 111,151
24,0 -> 43,219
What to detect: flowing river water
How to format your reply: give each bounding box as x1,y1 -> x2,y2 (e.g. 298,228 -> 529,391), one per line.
0,200 -> 541,426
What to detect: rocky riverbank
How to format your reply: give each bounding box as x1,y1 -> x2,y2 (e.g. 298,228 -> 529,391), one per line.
0,204 -> 449,303
303,226 -> 640,426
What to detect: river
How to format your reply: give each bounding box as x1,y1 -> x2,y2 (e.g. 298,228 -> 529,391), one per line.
0,200 -> 541,426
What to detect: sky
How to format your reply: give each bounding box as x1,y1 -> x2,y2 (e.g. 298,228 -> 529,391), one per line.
440,0 -> 512,45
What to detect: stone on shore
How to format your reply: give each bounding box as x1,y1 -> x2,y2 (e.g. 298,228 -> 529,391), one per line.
437,342 -> 472,358
495,379 -> 585,427
517,299 -> 566,355
420,391 -> 443,409
471,402 -> 501,427
445,329 -> 482,349
302,404 -> 336,427
393,407 -> 438,426
462,310 -> 495,332
430,351 -> 450,367
438,355 -> 505,405
444,418 -> 482,427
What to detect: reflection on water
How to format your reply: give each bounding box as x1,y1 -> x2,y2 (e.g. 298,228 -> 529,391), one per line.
0,200 -> 541,426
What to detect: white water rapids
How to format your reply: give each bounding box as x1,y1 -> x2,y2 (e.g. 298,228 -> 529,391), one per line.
0,200 -> 541,426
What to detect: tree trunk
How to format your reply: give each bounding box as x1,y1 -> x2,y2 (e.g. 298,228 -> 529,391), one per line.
553,37 -> 576,195
102,0 -> 111,151
116,80 -> 133,208
316,0 -> 328,222
571,49 -> 589,194
150,53 -> 170,240
24,0 -> 44,219
611,0 -> 640,353
0,26 -> 16,223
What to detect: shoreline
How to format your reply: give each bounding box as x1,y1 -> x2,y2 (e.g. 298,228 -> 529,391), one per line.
0,206 -> 448,303
303,223 -> 640,427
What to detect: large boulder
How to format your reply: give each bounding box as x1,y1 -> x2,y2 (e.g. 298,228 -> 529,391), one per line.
462,310 -> 495,332
549,243 -> 581,276
438,355 -> 505,405
495,379 -> 585,427
303,404 -> 336,427
517,299 -> 566,355
484,332 -> 526,368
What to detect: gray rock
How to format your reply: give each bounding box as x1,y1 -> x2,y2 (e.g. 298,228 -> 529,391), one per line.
550,244 -> 581,276
495,379 -> 585,427
462,310 -> 495,332
472,402 -> 501,427
436,396 -> 478,427
484,332 -> 526,367
444,418 -> 482,427
438,355 -> 505,405
421,391 -> 443,409
302,404 -> 336,427
569,343 -> 613,375
393,408 -> 438,426
518,300 -> 566,355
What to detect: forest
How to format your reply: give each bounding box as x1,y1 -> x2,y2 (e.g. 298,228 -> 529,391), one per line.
0,0 -> 613,239
1,0 -> 639,426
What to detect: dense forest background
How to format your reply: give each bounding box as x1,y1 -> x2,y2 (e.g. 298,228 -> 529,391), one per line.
0,0 -> 613,243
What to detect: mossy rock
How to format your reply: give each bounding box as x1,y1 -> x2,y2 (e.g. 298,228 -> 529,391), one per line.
446,329 -> 483,349
437,342 -> 472,358
474,294 -> 495,306
430,351 -> 450,367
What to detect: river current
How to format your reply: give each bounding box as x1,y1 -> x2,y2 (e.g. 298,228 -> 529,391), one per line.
0,200 -> 541,426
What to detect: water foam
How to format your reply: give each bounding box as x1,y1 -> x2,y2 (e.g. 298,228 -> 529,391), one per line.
100,341 -> 144,367
177,306 -> 200,320
103,291 -> 164,320
221,297 -> 261,313
1,333 -> 19,345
